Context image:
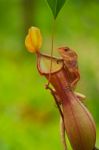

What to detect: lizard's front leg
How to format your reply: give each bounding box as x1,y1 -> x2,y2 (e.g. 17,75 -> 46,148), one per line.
71,71 -> 80,88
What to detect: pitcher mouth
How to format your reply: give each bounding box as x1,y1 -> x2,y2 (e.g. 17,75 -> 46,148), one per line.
36,52 -> 64,75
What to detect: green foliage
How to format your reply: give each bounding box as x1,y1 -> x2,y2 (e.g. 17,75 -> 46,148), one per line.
46,0 -> 66,19
0,0 -> 99,149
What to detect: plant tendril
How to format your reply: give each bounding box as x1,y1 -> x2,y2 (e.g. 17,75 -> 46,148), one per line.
46,19 -> 56,88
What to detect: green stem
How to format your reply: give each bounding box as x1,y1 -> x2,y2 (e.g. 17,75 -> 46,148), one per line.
47,19 -> 56,87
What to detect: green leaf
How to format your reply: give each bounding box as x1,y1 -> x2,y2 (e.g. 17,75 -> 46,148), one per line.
46,0 -> 66,19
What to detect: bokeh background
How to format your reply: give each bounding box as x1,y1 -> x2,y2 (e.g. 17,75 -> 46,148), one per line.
0,0 -> 99,149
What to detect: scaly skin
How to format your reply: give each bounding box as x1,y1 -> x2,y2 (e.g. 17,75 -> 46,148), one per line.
58,47 -> 80,88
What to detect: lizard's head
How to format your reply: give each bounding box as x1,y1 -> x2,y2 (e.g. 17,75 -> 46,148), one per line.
58,47 -> 77,60
58,47 -> 78,69
58,47 -> 70,53
58,47 -> 70,59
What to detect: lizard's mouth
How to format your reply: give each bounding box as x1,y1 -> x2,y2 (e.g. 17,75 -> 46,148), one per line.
36,52 -> 64,75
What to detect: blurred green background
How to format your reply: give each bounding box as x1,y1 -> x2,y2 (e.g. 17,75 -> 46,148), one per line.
0,0 -> 99,149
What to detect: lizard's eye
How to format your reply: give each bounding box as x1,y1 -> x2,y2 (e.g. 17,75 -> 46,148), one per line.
64,48 -> 69,51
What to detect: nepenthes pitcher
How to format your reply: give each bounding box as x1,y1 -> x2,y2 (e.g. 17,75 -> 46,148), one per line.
36,51 -> 96,150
